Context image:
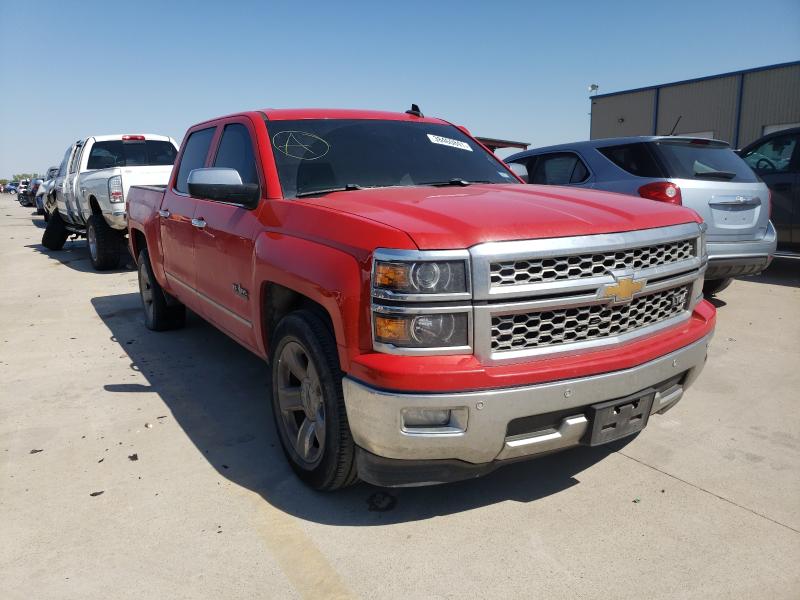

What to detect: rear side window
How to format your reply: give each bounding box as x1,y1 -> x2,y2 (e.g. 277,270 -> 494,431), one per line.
86,140 -> 177,170
529,153 -> 590,185
175,128 -> 215,193
653,140 -> 758,182
597,143 -> 664,178
213,124 -> 259,185
742,134 -> 797,174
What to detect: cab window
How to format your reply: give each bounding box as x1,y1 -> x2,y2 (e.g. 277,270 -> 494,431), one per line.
175,128 -> 216,193
213,123 -> 259,185
742,134 -> 798,174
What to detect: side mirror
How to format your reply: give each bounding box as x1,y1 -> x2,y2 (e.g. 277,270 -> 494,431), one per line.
187,168 -> 260,209
507,161 -> 529,183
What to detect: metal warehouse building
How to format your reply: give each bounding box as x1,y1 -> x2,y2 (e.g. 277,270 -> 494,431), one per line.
590,61 -> 800,148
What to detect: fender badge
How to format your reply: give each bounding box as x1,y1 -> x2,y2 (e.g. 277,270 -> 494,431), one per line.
232,283 -> 249,300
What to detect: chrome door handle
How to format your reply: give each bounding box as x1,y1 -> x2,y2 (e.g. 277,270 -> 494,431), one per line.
158,209 -> 170,218
191,218 -> 207,229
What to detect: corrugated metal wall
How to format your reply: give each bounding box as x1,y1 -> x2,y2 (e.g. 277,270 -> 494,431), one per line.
589,63 -> 800,147
655,76 -> 738,141
590,90 -> 654,139
738,64 -> 800,147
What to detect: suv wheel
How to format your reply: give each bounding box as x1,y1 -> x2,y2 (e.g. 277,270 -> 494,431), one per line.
270,310 -> 358,491
87,214 -> 122,270
41,210 -> 68,250
137,248 -> 186,331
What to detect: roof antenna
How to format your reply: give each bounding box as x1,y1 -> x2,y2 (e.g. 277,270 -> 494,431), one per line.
668,115 -> 682,136
405,103 -> 424,117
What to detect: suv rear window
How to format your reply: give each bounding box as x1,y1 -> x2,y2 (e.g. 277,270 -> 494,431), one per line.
597,143 -> 664,178
652,140 -> 757,182
86,140 -> 177,170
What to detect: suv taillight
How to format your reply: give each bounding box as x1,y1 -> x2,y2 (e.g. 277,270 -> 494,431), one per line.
638,181 -> 682,205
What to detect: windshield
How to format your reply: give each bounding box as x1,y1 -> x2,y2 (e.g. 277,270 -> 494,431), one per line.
266,119 -> 517,198
86,140 -> 177,170
650,140 -> 757,182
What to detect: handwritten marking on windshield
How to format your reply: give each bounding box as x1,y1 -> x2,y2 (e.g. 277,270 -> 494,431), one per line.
272,131 -> 330,160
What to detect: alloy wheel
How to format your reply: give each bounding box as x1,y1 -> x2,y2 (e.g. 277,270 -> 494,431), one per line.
276,340 -> 326,468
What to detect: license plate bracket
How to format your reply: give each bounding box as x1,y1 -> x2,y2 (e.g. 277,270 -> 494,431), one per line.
585,388 -> 655,446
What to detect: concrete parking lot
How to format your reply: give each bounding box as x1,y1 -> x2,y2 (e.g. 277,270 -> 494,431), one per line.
1,200 -> 799,600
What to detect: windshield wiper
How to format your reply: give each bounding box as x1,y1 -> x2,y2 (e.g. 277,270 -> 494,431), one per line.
693,170 -> 736,180
420,178 -> 493,187
296,183 -> 364,197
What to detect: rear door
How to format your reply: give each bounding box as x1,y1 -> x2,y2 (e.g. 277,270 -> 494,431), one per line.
651,139 -> 769,242
63,141 -> 85,224
741,132 -> 799,249
192,118 -> 263,347
519,152 -> 593,188
159,126 -> 216,300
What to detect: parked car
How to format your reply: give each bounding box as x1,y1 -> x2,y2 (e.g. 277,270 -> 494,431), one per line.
128,108 -> 715,490
506,137 -> 777,295
41,134 -> 179,269
3,182 -> 19,194
17,179 -> 36,206
36,166 -> 59,216
739,127 -> 799,253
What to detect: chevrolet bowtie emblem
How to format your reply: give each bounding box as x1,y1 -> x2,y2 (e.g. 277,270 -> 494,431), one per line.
602,276 -> 646,303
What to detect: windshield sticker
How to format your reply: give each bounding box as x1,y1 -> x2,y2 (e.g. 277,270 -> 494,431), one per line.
426,134 -> 473,152
272,131 -> 330,160
498,171 -> 511,178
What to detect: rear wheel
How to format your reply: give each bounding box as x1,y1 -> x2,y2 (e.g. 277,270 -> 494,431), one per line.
137,248 -> 185,331
87,214 -> 122,270
41,211 -> 68,250
270,310 -> 358,491
703,278 -> 733,296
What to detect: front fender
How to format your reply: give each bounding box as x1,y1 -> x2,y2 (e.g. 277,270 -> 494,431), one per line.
253,233 -> 370,370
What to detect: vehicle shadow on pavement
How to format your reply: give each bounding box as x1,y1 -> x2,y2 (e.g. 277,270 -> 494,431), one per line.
25,242 -> 133,273
92,292 -> 623,526
739,256 -> 800,289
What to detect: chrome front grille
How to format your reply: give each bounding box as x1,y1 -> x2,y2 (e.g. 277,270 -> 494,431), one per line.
490,238 -> 695,287
490,286 -> 691,352
469,223 -> 706,362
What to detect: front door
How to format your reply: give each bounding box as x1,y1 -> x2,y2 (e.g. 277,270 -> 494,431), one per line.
742,132 -> 799,250
192,120 -> 263,348
159,126 -> 216,301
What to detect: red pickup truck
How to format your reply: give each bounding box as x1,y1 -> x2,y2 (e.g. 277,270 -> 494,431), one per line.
127,108 -> 716,490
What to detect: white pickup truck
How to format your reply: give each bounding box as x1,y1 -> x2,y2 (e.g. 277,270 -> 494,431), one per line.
42,134 -> 179,270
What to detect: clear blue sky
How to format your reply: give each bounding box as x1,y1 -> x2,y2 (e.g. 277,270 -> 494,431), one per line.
1,0 -> 798,177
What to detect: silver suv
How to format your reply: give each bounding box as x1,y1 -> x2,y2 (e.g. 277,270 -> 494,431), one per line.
506,137 -> 777,295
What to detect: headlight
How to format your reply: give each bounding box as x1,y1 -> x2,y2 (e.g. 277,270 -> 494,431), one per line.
374,260 -> 467,295
373,311 -> 470,350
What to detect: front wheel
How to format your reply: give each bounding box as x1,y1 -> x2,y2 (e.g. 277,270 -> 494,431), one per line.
703,278 -> 733,297
270,310 -> 358,491
41,210 -> 68,250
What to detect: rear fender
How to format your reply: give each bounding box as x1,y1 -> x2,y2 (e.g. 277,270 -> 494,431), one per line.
253,233 -> 369,370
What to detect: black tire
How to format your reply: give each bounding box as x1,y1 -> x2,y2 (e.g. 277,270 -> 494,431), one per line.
43,209 -> 49,223
87,214 -> 123,270
41,210 -> 68,250
703,278 -> 733,296
137,249 -> 185,331
270,310 -> 358,491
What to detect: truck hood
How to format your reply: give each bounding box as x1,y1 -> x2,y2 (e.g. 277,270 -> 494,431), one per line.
303,184 -> 701,249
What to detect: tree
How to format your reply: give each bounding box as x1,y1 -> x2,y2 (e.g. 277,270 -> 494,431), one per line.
0,179 -> 8,186
11,172 -> 41,181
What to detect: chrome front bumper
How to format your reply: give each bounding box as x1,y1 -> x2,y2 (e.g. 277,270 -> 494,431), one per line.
343,334 -> 711,470
706,221 -> 777,279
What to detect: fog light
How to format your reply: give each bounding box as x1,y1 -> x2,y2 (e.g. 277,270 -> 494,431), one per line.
403,408 -> 451,428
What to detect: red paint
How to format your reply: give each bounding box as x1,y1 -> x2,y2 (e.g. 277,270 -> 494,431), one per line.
128,108 -> 715,393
